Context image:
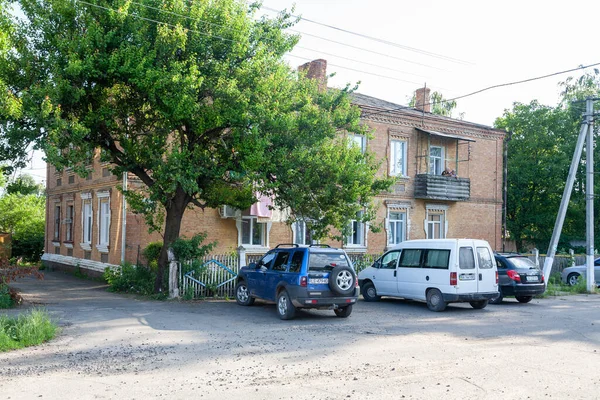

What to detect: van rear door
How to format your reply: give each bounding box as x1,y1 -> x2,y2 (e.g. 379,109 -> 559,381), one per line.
457,246 -> 478,294
475,246 -> 496,293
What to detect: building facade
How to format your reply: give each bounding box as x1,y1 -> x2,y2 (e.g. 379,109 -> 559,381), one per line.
42,60 -> 506,274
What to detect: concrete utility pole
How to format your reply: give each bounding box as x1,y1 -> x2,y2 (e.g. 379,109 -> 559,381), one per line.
585,98 -> 595,292
543,98 -> 597,286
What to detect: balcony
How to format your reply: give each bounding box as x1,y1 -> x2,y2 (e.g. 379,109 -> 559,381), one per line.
414,174 -> 470,201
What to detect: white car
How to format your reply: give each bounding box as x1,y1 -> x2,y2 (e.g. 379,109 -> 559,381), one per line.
560,258 -> 600,286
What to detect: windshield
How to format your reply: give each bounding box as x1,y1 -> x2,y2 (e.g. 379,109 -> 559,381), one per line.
308,252 -> 350,272
509,257 -> 539,270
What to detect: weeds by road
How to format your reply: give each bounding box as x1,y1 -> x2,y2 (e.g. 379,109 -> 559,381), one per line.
0,309 -> 58,352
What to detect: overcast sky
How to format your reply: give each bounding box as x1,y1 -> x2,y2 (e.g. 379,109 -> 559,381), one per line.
20,0 -> 600,185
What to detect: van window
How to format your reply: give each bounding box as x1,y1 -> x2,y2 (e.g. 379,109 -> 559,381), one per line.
459,247 -> 475,269
476,247 -> 494,269
423,249 -> 450,269
399,249 -> 422,268
380,250 -> 401,269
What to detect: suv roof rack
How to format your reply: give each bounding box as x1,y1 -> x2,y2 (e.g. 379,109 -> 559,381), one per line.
309,244 -> 331,248
275,243 -> 299,248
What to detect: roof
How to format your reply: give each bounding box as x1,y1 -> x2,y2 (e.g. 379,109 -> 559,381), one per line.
349,92 -> 501,132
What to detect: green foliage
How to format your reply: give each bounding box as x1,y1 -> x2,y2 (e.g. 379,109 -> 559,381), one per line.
1,0 -> 391,291
0,309 -> 58,352
142,241 -> 163,266
171,233 -> 216,261
103,263 -> 156,295
0,284 -> 12,308
5,175 -> 44,196
0,194 -> 45,261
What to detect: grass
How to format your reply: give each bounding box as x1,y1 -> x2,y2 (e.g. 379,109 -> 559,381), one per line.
536,273 -> 597,298
0,285 -> 12,309
0,309 -> 58,352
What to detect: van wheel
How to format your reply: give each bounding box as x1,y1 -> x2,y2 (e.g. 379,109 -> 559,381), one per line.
361,282 -> 381,302
426,289 -> 447,312
276,290 -> 296,320
515,296 -> 533,303
470,300 -> 488,309
334,305 -> 353,318
489,291 -> 503,304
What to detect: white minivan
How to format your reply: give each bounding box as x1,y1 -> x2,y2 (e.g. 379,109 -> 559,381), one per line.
358,239 -> 499,311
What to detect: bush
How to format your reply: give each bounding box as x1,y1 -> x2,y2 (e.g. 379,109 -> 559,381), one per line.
0,309 -> 58,352
103,262 -> 156,295
0,284 -> 12,308
142,241 -> 163,269
171,233 -> 215,261
11,232 -> 45,262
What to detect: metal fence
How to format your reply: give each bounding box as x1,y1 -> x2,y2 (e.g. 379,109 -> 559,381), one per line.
179,254 -> 239,299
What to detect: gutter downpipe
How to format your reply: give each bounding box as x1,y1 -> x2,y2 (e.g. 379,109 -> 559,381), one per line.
121,171 -> 127,264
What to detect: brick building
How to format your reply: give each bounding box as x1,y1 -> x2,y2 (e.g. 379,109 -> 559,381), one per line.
42,60 -> 506,274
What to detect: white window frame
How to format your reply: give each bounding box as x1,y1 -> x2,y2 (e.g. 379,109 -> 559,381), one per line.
53,205 -> 61,241
390,139 -> 407,177
388,210 -> 407,246
346,211 -> 366,248
349,134 -> 366,153
239,216 -> 267,247
429,145 -> 444,175
96,191 -> 110,253
65,204 -> 74,242
80,192 -> 92,251
293,220 -> 316,246
424,204 -> 448,239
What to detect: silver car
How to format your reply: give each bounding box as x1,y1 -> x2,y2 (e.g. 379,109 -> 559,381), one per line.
560,257 -> 600,286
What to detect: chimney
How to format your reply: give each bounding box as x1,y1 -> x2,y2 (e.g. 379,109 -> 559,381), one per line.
414,87 -> 431,113
298,59 -> 327,91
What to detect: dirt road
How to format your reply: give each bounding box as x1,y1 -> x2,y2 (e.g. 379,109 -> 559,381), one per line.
1,271 -> 599,399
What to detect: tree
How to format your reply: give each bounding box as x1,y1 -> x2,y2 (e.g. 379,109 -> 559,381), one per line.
1,0 -> 391,290
5,174 -> 44,196
0,192 -> 45,261
408,90 -> 463,118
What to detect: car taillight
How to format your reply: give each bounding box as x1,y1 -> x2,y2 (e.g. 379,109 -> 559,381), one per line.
541,274 -> 545,283
450,272 -> 457,286
496,271 -> 499,284
355,276 -> 359,287
507,270 -> 521,282
300,276 -> 307,287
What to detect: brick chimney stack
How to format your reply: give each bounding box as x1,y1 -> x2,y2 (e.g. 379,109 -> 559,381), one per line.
414,87 -> 431,113
298,59 -> 327,91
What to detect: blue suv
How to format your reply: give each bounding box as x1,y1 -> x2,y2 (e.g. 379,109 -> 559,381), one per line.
235,244 -> 359,320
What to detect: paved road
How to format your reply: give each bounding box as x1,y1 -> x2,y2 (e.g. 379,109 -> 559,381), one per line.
1,271 -> 599,400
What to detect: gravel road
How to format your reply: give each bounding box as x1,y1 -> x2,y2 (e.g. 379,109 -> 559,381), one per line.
1,271 -> 599,400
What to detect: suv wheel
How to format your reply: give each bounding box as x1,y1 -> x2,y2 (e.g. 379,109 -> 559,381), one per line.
277,289 -> 296,320
235,281 -> 255,306
426,288 -> 447,312
361,281 -> 381,302
328,266 -> 356,296
334,305 -> 353,318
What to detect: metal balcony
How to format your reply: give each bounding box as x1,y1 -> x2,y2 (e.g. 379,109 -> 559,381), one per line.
413,174 -> 470,201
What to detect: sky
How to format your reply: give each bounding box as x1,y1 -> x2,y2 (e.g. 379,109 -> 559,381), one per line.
16,0 -> 600,185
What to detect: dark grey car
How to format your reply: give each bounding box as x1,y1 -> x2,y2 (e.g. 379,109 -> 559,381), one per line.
491,253 -> 545,304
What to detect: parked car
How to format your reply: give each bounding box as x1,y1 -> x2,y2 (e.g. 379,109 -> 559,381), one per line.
561,257 -> 600,286
235,244 -> 359,320
358,239 -> 498,312
491,253 -> 545,304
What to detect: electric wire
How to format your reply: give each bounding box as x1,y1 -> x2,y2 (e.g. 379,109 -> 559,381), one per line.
361,62 -> 600,119
261,5 -> 473,65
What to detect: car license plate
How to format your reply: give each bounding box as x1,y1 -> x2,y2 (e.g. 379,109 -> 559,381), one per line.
526,276 -> 539,282
309,278 -> 328,285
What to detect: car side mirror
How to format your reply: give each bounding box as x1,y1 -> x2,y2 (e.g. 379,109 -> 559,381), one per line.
248,262 -> 257,269
373,260 -> 381,269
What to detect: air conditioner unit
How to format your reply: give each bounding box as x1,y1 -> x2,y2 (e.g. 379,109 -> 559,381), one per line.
219,205 -> 238,218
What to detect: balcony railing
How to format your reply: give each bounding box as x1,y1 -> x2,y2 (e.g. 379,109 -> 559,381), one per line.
414,174 -> 470,201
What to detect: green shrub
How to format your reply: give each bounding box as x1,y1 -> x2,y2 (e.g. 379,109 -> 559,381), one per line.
0,284 -> 12,309
171,233 -> 215,261
142,242 -> 163,266
103,262 -> 156,295
0,309 -> 58,352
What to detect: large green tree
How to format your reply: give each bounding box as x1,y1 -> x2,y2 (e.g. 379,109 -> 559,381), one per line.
1,0 -> 390,290
495,71 -> 600,252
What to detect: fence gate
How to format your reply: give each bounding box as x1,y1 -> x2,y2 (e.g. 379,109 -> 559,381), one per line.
180,257 -> 239,299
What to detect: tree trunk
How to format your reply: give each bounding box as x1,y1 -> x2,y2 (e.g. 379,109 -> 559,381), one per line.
155,190 -> 189,292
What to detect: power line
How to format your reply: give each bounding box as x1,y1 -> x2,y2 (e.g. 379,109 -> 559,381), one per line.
124,0 -> 446,71
76,1 -> 442,86
262,5 -> 473,65
362,62 -> 600,119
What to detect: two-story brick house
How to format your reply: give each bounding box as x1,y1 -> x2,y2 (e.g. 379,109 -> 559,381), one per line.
42,59 -> 505,274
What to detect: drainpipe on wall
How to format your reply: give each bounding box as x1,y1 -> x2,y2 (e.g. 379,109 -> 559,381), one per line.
502,131 -> 513,252
121,171 -> 127,264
